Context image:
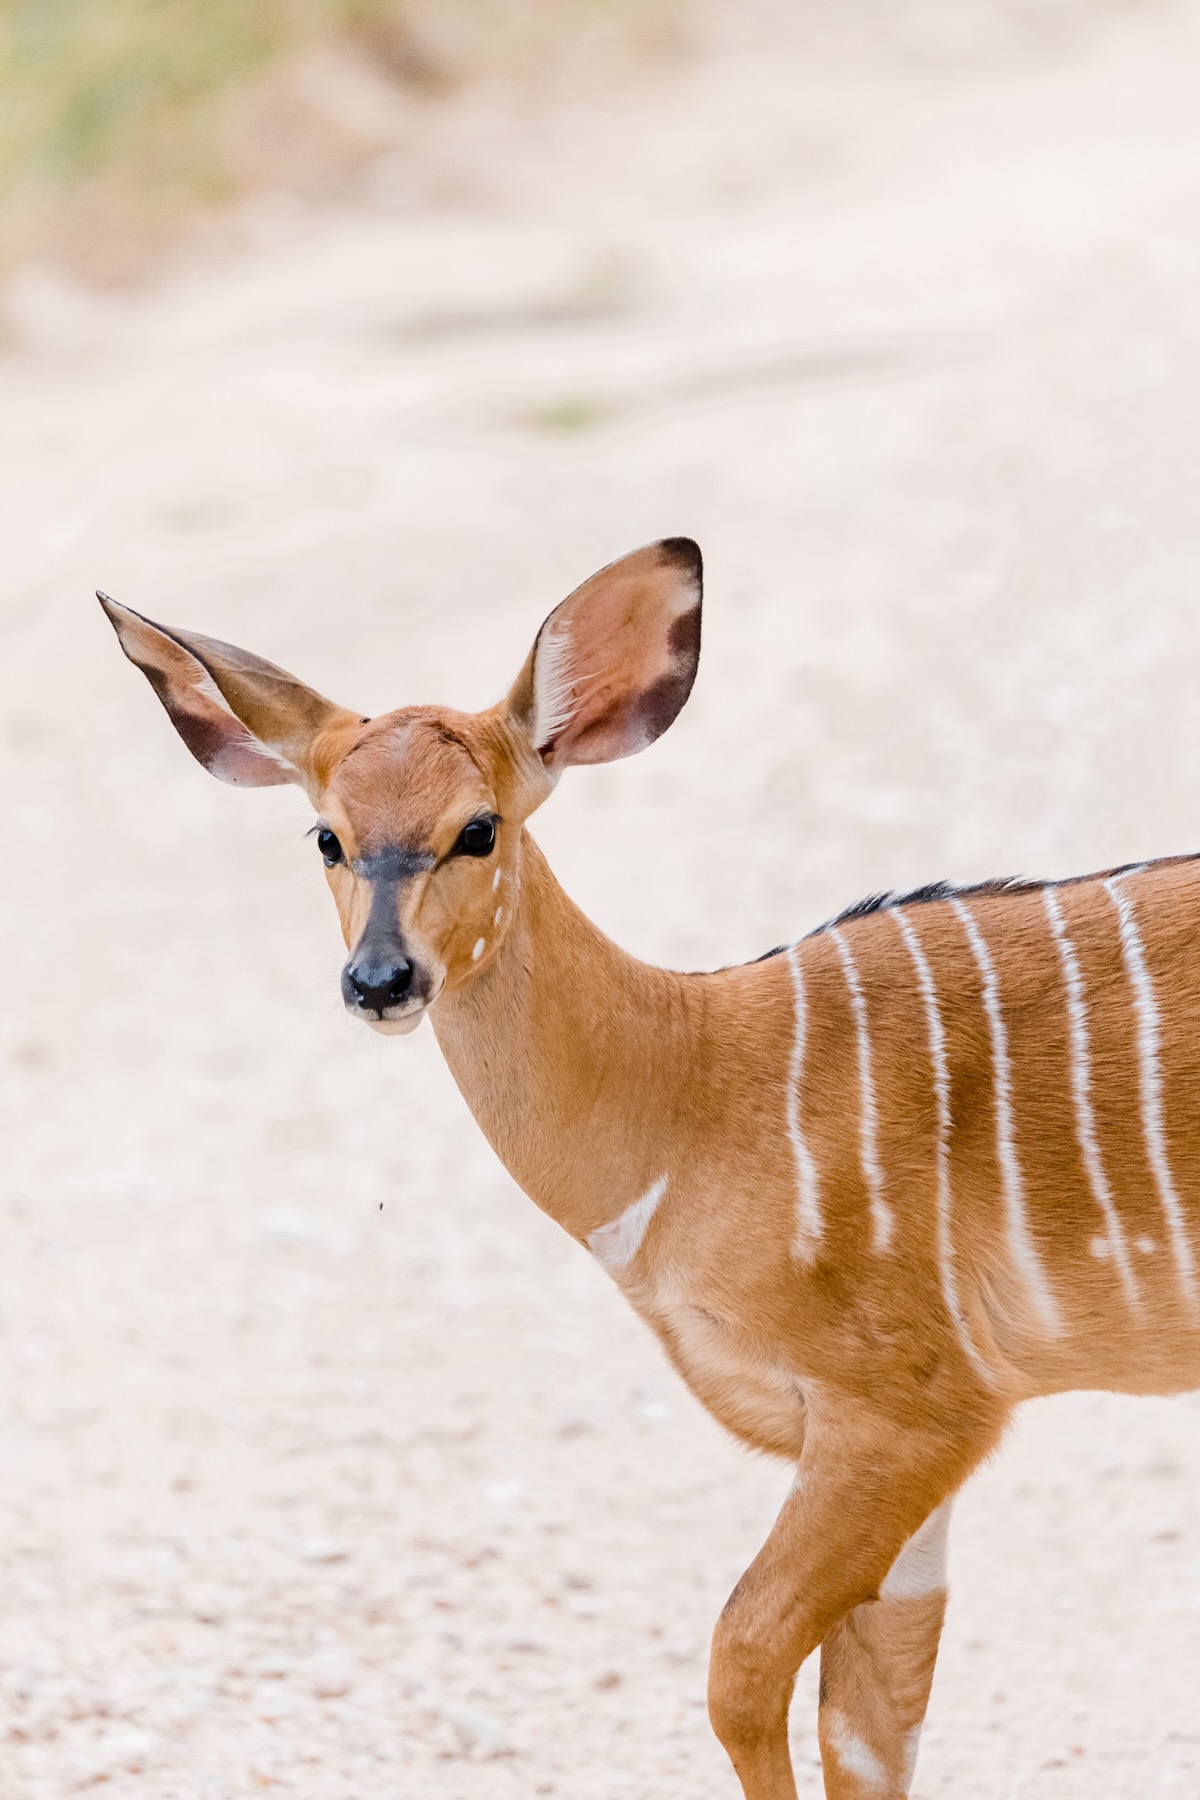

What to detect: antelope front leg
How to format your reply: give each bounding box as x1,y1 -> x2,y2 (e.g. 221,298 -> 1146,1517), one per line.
708,1409 -> 986,1800
817,1502 -> 952,1798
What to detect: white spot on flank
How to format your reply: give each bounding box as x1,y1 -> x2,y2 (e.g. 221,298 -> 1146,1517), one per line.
784,944 -> 823,1260
824,1713 -> 887,1792
1044,886 -> 1140,1312
1090,1235 -> 1111,1260
894,910 -> 995,1388
829,927 -> 894,1252
588,1176 -> 669,1276
1137,1234 -> 1158,1255
880,1501 -> 951,1603
1107,876 -> 1199,1313
952,898 -> 1063,1336
471,937 -> 486,962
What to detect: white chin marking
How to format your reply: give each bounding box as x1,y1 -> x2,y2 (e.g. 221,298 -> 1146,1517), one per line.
364,1012 -> 424,1036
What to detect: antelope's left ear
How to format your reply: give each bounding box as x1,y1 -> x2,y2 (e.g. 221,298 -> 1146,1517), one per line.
99,592 -> 359,793
506,537 -> 702,772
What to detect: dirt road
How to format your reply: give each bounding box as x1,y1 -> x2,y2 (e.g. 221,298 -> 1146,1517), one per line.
2,5 -> 1200,1794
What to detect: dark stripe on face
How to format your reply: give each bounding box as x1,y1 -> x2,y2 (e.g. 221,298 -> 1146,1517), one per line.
353,847 -> 435,883
351,846 -> 435,956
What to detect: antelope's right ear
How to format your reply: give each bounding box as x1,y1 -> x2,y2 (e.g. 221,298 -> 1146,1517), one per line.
99,593 -> 358,792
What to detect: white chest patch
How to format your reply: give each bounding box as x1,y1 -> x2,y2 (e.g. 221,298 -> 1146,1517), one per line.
588,1176 -> 668,1276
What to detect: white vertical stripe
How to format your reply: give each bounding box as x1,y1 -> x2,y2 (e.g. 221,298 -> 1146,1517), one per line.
893,910 -> 995,1387
785,943 -> 823,1260
588,1175 -> 668,1275
1043,887 -> 1140,1313
1105,876 -> 1199,1312
829,927 -> 894,1252
951,899 -> 1063,1336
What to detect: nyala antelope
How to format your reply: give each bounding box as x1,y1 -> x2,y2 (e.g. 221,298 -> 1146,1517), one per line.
102,540 -> 1200,1798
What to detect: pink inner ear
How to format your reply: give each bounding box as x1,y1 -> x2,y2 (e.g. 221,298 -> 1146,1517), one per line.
536,543 -> 701,769
114,608 -> 295,788
146,673 -> 293,786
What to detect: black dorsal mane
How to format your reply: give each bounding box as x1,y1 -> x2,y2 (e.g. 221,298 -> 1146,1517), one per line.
803,854 -> 1187,942
734,852 -> 1198,972
807,874 -> 1040,937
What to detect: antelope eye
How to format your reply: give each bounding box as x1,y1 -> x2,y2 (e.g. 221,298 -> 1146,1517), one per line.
455,816 -> 496,857
316,828 -> 344,867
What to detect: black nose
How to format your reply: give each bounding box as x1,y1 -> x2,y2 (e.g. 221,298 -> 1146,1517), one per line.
345,957 -> 412,1014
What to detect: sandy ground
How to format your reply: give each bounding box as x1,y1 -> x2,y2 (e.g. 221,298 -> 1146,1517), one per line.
3,4 -> 1200,1794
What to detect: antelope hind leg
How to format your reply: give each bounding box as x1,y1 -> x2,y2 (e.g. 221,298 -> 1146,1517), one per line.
817,1502 -> 952,1798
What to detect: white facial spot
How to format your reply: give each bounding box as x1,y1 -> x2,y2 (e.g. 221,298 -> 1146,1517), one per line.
492,866 -> 502,891
472,938 -> 486,962
824,1712 -> 887,1792
1090,1235 -> 1112,1259
494,906 -> 503,927
1137,1235 -> 1157,1255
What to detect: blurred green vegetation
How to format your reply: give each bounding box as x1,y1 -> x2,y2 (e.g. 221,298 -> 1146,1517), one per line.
0,0 -> 680,276
1,2 -> 336,196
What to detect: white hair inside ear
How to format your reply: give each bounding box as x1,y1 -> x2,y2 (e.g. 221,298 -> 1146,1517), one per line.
531,621 -> 578,754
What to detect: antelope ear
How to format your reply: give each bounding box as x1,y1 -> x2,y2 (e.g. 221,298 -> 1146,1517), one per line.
506,537 -> 702,772
99,593 -> 358,791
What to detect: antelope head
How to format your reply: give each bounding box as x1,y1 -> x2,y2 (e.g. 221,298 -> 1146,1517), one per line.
101,539 -> 702,1034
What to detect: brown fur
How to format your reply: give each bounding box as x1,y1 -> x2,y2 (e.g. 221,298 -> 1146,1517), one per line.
101,541 -> 1200,1800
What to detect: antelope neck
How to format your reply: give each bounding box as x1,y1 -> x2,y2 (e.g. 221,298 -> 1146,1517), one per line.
431,832 -> 703,1244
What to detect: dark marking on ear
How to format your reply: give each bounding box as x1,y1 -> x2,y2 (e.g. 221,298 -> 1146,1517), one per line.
137,663 -> 232,772
633,657 -> 699,746
667,601 -> 702,663
658,537 -> 703,583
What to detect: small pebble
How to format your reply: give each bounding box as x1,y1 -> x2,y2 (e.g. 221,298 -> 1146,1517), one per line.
306,1650 -> 357,1699
437,1698 -> 512,1756
300,1536 -> 351,1564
